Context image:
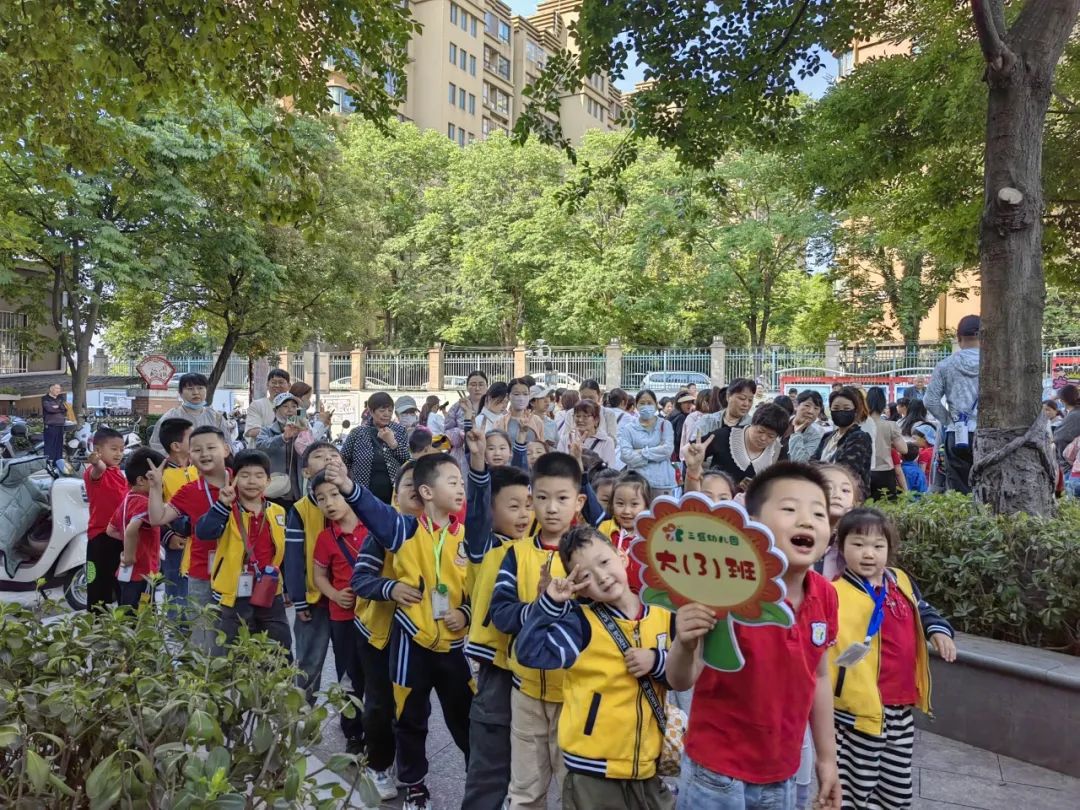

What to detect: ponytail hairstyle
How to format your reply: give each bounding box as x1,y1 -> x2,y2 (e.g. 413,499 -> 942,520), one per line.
419,394 -> 441,428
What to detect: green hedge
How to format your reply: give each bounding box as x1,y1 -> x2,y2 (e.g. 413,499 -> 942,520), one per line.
872,493 -> 1080,655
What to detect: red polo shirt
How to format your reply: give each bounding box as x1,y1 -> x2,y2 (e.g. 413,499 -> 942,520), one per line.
169,478 -> 220,580
313,523 -> 368,621
84,466 -> 128,540
878,581 -> 920,706
685,570 -> 839,784
108,493 -> 160,579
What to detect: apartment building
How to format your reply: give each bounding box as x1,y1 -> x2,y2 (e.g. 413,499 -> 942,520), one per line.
326,0 -> 623,146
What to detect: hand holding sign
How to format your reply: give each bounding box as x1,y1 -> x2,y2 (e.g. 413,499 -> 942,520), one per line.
631,493 -> 792,672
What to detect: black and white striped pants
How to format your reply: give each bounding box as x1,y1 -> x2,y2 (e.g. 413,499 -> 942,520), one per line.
836,706 -> 915,809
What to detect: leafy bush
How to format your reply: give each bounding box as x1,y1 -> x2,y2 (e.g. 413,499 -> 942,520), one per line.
0,599 -> 377,808
873,493 -> 1080,655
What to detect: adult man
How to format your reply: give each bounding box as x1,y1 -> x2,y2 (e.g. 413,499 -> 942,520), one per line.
925,315 -> 981,493
148,373 -> 233,453
903,375 -> 928,401
41,383 -> 67,463
245,368 -> 291,443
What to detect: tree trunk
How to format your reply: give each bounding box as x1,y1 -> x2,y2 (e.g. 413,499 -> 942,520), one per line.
969,0 -> 1080,516
206,331 -> 240,401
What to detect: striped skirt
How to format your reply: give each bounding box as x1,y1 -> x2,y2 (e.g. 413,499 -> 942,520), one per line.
836,706 -> 915,809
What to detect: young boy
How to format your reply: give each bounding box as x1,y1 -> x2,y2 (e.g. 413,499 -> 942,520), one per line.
666,462 -> 842,810
490,451 -> 586,808
157,417 -> 197,605
148,425 -> 232,650
462,430 -> 533,810
350,460 -> 423,802
913,424 -> 936,481
325,452 -> 472,810
284,441 -> 343,702
310,469 -> 368,754
84,427 -> 129,611
195,449 -> 291,653
112,448 -> 167,609
900,443 -> 928,493
514,524 -> 678,809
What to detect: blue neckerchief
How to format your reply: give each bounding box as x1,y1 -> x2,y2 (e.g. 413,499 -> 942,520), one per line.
855,575 -> 888,642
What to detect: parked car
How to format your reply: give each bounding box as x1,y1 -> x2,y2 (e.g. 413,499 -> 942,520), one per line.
639,371 -> 712,395
538,372 -> 582,391
329,376 -> 390,391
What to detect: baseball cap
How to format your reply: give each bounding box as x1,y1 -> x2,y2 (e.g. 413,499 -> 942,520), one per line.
394,395 -> 418,414
957,315 -> 981,337
914,424 -> 937,444
273,392 -> 300,409
529,384 -> 552,401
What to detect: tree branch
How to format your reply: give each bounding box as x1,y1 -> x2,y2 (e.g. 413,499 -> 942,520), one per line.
970,0 -> 1016,74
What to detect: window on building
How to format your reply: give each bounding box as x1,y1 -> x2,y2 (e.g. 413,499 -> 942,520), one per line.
469,54 -> 477,76
384,71 -> 398,96
471,16 -> 477,37
458,128 -> 465,146
448,123 -> 456,140
0,312 -> 27,374
468,132 -> 475,143
468,93 -> 476,115
526,40 -> 546,68
449,43 -> 457,64
449,82 -> 456,104
484,46 -> 510,80
485,11 -> 497,36
483,82 -> 510,117
460,49 -> 467,70
328,85 -> 355,114
450,3 -> 458,24
460,11 -> 468,31
459,87 -> 466,109
498,21 -> 510,43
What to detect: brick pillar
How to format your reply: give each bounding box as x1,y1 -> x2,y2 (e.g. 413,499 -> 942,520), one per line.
825,337 -> 842,376
513,341 -> 528,379
428,344 -> 444,392
605,340 -> 622,390
710,336 -> 726,387
277,351 -> 291,379
252,357 -> 270,400
315,352 -> 330,397
92,348 -> 108,376
350,348 -> 367,390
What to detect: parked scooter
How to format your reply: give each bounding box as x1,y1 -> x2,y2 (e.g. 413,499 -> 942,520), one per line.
0,456 -> 87,610
0,417 -> 44,459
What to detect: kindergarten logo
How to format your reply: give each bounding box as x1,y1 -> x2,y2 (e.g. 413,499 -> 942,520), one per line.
662,523 -> 684,543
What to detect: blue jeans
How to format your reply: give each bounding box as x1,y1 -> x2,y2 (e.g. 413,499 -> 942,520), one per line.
1066,475 -> 1080,499
293,600 -> 331,703
679,758 -> 796,810
162,546 -> 188,607
186,578 -> 215,652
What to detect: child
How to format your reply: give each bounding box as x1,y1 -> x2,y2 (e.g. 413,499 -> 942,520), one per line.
514,525 -> 679,809
284,441 -> 344,702
667,462 -> 842,810
310,470 -> 368,754
157,417 -> 197,606
112,448 -> 166,609
84,427 -> 129,611
327,452 -> 472,810
148,425 -> 232,650
588,467 -> 620,516
461,430 -> 533,809
350,460 -> 423,802
195,449 -> 292,653
913,424 -> 936,482
526,439 -> 547,468
485,429 -> 513,468
409,428 -> 437,458
490,452 -> 586,809
682,434 -> 736,503
819,463 -> 864,580
596,471 -> 651,594
900,443 -> 927,493
831,508 -> 956,808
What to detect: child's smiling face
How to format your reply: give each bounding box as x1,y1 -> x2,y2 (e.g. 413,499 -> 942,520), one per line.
821,468 -> 857,522
753,478 -> 831,572
568,538 -> 630,605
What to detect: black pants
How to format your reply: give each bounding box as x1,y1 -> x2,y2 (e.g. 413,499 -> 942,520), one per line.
216,595 -> 293,657
390,626 -> 473,787
329,619 -> 366,743
118,577 -> 153,609
86,534 -> 121,611
461,661 -> 513,810
869,469 -> 900,501
357,636 -> 398,772
944,432 -> 974,494
44,424 -> 64,462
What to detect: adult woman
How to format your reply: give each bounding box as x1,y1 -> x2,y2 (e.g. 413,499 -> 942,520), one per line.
667,390 -> 695,460
679,390 -> 712,461
900,399 -> 931,437
475,381 -> 509,434
896,397 -> 911,422
341,392 -> 410,504
866,386 -> 908,499
41,383 -> 67,463
1053,384 -> 1080,465
289,381 -> 333,444
814,386 -> 873,497
558,400 -> 617,470
420,395 -> 445,434
693,379 -> 757,439
445,370 -> 489,468
701,403 -> 789,488
498,377 -> 546,445
786,390 -> 825,463
618,390 -> 675,495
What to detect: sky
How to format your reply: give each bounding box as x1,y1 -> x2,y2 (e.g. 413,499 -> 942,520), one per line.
505,0 -> 837,100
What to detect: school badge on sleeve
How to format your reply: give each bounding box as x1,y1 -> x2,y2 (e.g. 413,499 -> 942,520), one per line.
811,622 -> 827,647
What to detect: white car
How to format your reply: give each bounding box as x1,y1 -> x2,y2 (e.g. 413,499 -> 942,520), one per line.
538,372 -> 582,390
329,376 -> 390,391
639,371 -> 712,395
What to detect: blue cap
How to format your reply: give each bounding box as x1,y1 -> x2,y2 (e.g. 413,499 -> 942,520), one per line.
914,424 -> 937,444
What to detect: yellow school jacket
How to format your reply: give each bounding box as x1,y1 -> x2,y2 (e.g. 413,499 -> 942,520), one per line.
207,501 -> 287,608
285,496 -> 325,610
464,538 -> 515,669
391,517 -> 470,652
355,546 -> 397,651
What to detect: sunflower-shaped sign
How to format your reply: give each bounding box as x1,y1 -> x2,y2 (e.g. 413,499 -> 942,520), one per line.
631,492 -> 793,671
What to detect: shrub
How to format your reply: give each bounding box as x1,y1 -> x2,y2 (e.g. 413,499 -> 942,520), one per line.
873,493 -> 1080,655
0,599 -> 378,808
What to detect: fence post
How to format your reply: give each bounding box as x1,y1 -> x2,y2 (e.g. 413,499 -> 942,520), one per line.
710,336 -> 726,387
278,351 -> 291,378
253,357 -> 269,400
824,337 -> 842,376
605,340 -> 622,390
302,350 -> 315,385
93,348 -> 108,376
513,341 -> 528,378
350,348 -> 367,391
428,344 -> 444,392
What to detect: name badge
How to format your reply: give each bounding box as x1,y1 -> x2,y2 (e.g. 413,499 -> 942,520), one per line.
431,588 -> 451,620
237,573 -> 254,598
117,564 -> 134,583
835,641 -> 872,668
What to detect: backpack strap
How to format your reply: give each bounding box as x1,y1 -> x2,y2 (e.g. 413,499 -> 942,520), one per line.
593,604 -> 667,731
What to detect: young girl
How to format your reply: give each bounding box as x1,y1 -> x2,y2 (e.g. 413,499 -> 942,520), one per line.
526,439 -> 547,469
589,467 -> 620,516
596,471 -> 652,594
699,469 -> 736,503
831,508 -> 957,809
483,429 -> 513,468
818,463 -> 864,580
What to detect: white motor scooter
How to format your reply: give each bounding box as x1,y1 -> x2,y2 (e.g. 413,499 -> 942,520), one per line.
0,456 -> 88,610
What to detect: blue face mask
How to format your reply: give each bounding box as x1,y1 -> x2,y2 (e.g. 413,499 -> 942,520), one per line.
638,405 -> 657,421
182,400 -> 206,411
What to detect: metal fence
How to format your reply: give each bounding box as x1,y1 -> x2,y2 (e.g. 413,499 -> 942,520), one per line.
365,350 -> 428,390
840,345 -> 952,375
329,353 -> 352,384
444,347 -> 515,386
726,348 -> 828,391
527,347 -> 606,389
621,348 -> 710,391
290,355 -> 306,382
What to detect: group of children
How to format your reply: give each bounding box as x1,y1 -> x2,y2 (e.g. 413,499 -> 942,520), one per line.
81,376 -> 958,810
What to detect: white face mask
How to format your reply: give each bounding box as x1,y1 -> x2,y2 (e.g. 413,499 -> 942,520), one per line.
510,394 -> 531,411
399,413 -> 418,428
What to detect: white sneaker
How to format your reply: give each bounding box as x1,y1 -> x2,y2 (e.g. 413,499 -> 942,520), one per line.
368,768 -> 398,801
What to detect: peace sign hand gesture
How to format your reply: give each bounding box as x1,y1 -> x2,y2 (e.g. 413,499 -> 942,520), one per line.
546,565 -> 590,603
317,401 -> 334,427
684,433 -> 714,475
145,457 -> 167,490
458,391 -> 475,422
218,482 -> 237,507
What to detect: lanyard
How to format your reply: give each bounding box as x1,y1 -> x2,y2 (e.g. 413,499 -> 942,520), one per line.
233,501 -> 268,572
332,526 -> 359,568
432,524 -> 450,595
857,576 -> 888,642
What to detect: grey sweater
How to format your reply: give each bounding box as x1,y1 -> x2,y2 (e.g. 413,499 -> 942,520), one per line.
925,348 -> 980,430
